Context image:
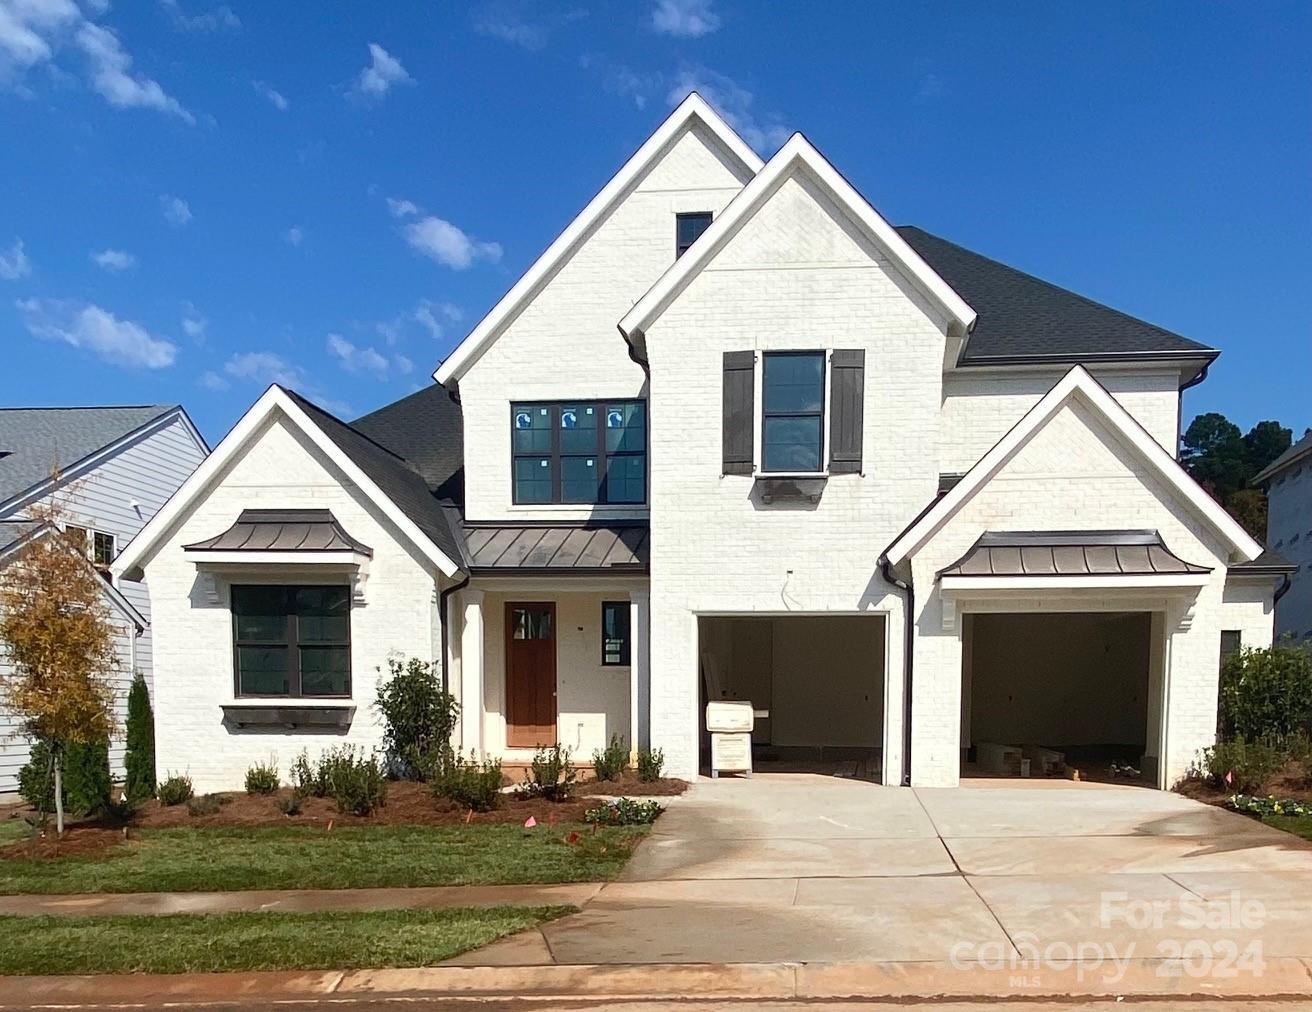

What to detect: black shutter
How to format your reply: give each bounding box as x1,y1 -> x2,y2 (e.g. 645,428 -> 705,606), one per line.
722,350 -> 755,475
828,349 -> 864,474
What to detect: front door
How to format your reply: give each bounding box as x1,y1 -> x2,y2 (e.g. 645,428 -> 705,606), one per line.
505,602 -> 557,747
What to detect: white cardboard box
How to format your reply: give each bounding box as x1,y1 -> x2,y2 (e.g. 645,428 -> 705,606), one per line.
710,732 -> 752,776
706,700 -> 755,733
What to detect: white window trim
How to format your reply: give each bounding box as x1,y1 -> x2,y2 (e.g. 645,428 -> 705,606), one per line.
752,348 -> 832,478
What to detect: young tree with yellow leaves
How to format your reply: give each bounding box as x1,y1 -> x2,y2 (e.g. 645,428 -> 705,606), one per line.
0,498 -> 118,835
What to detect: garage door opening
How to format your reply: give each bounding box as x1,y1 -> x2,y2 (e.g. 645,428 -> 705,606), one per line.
698,615 -> 886,780
962,611 -> 1161,785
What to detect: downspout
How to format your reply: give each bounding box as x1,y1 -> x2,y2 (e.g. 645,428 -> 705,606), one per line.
1275,574 -> 1293,605
879,555 -> 915,788
438,572 -> 471,695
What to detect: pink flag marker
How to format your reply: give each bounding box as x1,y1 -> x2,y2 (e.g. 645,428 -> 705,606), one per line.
524,816 -> 537,828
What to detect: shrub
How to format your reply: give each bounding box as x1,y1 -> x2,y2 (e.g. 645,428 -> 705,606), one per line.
1199,736 -> 1285,794
317,745 -> 388,815
1219,645 -> 1312,742
522,744 -> 576,802
157,773 -> 194,806
585,797 -> 663,826
374,656 -> 459,780
62,737 -> 111,816
290,750 -> 320,798
123,673 -> 156,803
17,738 -> 59,813
277,793 -> 303,817
636,747 -> 664,783
592,734 -> 627,782
99,797 -> 136,826
432,751 -> 503,811
1229,794 -> 1312,819
186,793 -> 225,817
244,758 -> 280,794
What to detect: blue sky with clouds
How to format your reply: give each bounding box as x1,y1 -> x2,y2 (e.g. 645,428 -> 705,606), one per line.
1,1 -> 1308,444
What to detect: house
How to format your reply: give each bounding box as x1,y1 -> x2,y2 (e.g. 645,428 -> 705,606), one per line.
1252,431 -> 1312,643
0,405 -> 208,795
116,95 -> 1286,792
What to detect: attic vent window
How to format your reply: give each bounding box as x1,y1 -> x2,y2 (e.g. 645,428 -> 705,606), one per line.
676,211 -> 713,257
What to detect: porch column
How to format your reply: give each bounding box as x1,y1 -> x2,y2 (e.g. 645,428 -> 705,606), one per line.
460,589 -> 485,757
630,588 -> 651,755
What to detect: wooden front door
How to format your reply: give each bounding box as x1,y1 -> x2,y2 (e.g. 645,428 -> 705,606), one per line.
505,602 -> 557,747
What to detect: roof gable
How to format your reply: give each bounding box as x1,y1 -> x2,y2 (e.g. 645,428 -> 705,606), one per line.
883,365 -> 1263,566
351,383 -> 463,503
0,405 -> 189,511
896,226 -> 1216,367
115,387 -> 461,580
619,134 -> 977,347
434,93 -> 762,386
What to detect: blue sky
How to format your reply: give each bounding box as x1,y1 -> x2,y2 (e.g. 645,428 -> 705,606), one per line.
1,1 -> 1308,445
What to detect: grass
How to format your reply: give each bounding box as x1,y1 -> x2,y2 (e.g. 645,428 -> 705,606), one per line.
0,819 -> 32,847
0,906 -> 574,975
1264,814 -> 1312,841
0,824 -> 646,894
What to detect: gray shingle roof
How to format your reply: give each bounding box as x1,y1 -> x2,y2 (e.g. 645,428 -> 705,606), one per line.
0,519 -> 41,555
1251,430 -> 1312,486
0,405 -> 177,507
352,384 -> 464,503
282,390 -> 464,566
896,227 -> 1217,366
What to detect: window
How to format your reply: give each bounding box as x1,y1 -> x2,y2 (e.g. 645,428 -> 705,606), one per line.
676,212 -> 713,257
232,585 -> 351,697
1220,630 -> 1242,664
601,601 -> 631,665
512,400 -> 646,504
64,524 -> 115,582
761,351 -> 825,472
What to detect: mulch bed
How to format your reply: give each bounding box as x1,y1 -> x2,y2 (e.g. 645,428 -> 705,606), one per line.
1175,759 -> 1312,807
1,774 -> 686,859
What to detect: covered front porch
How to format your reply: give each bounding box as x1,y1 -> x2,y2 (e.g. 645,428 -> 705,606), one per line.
446,522 -> 650,765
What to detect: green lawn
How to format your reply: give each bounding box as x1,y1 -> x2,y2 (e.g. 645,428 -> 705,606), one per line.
1264,814 -> 1312,841
0,824 -> 646,895
0,906 -> 573,975
0,819 -> 32,847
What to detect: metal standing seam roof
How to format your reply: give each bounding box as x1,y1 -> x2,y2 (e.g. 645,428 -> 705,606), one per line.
463,524 -> 649,572
938,530 -> 1211,579
184,509 -> 373,556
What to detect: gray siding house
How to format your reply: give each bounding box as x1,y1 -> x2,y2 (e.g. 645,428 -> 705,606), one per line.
0,405 -> 208,795
1254,431 -> 1312,644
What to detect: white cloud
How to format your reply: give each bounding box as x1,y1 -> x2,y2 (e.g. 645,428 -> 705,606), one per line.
91,247 -> 135,271
74,21 -> 194,122
17,297 -> 178,369
198,369 -> 228,390
667,68 -> 788,152
253,79 -> 287,110
412,298 -> 462,340
402,215 -> 502,270
283,225 -> 303,246
222,350 -> 353,416
353,42 -> 411,100
0,0 -> 80,77
0,237 -> 31,280
180,304 -> 206,341
472,2 -> 586,50
160,194 -> 192,226
652,0 -> 720,37
393,354 -> 414,375
386,196 -> 418,218
160,0 -> 240,32
327,332 -> 389,378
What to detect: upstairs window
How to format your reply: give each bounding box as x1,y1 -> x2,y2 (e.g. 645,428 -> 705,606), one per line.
676,211 -> 713,257
761,352 -> 825,472
512,400 -> 646,505
232,585 -> 351,698
64,524 -> 116,583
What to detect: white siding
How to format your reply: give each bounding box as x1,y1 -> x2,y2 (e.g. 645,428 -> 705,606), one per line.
459,121 -> 753,523
1267,465 -> 1312,642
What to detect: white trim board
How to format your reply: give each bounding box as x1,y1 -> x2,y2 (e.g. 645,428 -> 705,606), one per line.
883,365 -> 1264,566
433,93 -> 762,387
619,133 -> 977,347
114,386 -> 461,581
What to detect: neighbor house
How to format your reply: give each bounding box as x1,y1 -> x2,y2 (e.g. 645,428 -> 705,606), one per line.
116,95 -> 1286,792
0,405 -> 208,795
1252,430 -> 1312,643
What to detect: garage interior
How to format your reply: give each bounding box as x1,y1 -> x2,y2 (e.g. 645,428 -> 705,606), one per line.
961,610 -> 1161,783
698,615 -> 886,779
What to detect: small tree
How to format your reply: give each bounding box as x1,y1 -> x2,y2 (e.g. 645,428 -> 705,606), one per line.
0,498 -> 118,834
374,656 -> 459,779
1219,644 -> 1312,742
124,673 -> 156,802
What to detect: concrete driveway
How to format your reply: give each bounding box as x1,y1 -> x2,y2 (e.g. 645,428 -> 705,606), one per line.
460,773 -> 1312,985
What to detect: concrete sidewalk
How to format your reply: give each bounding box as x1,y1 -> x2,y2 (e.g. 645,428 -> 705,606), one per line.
0,881 -> 601,917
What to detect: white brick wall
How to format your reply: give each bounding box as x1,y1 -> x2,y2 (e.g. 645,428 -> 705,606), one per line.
939,368 -> 1182,474
140,413 -> 441,793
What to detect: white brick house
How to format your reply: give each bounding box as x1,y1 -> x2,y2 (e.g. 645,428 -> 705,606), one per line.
116,95 -> 1288,792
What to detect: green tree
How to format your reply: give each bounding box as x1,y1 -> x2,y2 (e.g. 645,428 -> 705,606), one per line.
1242,420 -> 1292,476
1181,413 -> 1246,500
124,673 -> 156,802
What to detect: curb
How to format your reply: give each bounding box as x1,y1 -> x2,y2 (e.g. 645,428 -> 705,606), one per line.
1,957 -> 1310,1005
